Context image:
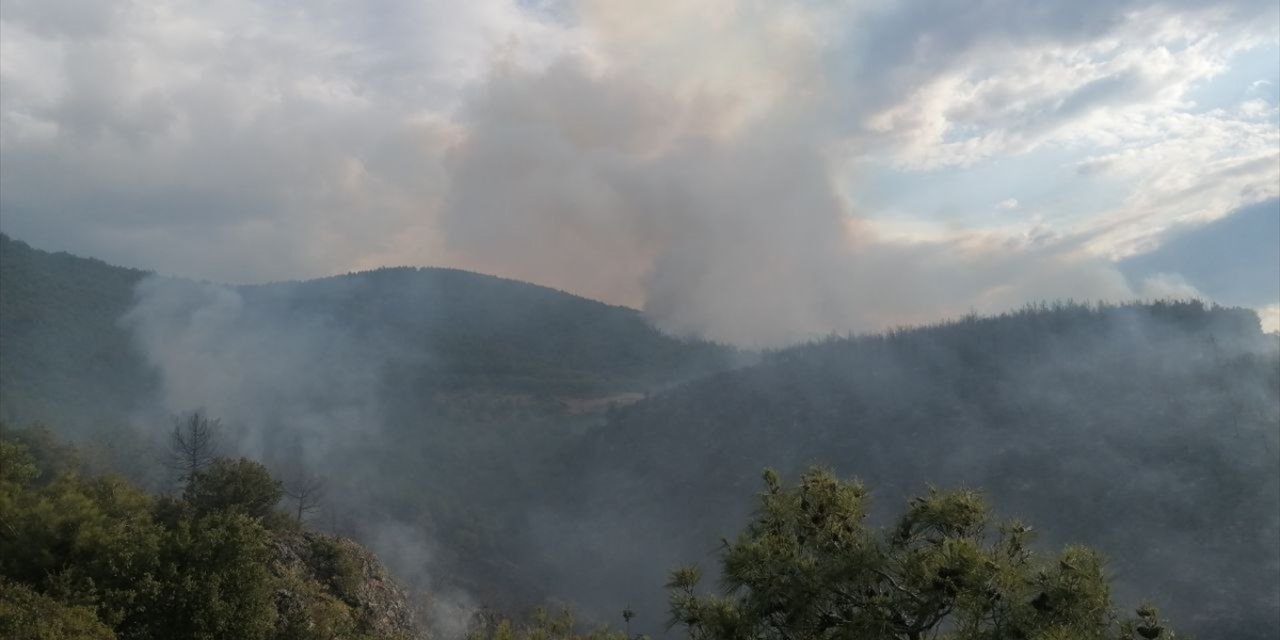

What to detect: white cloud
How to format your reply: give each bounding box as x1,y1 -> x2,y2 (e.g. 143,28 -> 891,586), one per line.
1,0 -> 1276,344
1240,98 -> 1273,118
852,4 -> 1277,286
1135,272 -> 1206,299
863,8 -> 1271,170
0,0 -> 572,281
1259,303 -> 1280,333
1071,109 -> 1279,258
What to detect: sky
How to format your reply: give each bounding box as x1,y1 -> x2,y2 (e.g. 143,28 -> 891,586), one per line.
1,0 -> 1277,345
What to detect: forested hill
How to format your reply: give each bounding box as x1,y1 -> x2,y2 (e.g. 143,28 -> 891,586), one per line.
0,234 -> 153,426
3,233 -> 1278,639
540,302 -> 1280,639
238,267 -> 738,395
0,233 -> 744,630
0,233 -> 738,429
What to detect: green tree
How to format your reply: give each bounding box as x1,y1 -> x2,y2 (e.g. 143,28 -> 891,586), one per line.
184,457 -> 283,520
142,511 -> 278,640
2,425 -> 82,485
1,429 -> 415,640
0,433 -> 38,486
466,607 -> 631,640
668,468 -> 1173,640
0,442 -> 163,631
0,579 -> 114,640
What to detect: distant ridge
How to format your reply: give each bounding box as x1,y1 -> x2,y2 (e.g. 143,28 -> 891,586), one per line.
0,233 -> 739,428
545,298 -> 1279,638
3,233 -> 1276,639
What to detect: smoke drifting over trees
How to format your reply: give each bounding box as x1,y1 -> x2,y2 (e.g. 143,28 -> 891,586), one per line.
111,269 -> 1280,638
1,236 -> 1277,639
549,302 -> 1280,638
104,258 -> 741,635
1,2 -> 1276,638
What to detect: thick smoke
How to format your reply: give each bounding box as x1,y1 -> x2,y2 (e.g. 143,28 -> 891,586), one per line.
436,8 -> 1215,347
441,57 -> 856,345
3,0 -> 1273,346
120,276 -> 380,463
120,274 -> 472,638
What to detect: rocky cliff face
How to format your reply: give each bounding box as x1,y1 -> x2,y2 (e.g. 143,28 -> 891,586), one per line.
269,530 -> 421,640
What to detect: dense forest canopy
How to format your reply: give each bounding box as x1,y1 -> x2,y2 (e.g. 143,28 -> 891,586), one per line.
0,235 -> 1277,639
0,425 -> 420,640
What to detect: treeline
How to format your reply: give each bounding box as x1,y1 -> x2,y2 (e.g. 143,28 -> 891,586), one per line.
0,424 -> 418,640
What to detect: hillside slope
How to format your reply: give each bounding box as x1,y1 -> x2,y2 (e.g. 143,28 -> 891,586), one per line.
0,233 -> 737,428
540,302 -> 1280,639
4,235 -> 1277,639
240,266 -> 737,395
0,233 -> 742,617
0,235 -> 153,426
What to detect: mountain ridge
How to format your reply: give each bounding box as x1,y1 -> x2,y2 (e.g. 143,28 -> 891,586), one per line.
2,233 -> 1277,639
0,232 -> 742,429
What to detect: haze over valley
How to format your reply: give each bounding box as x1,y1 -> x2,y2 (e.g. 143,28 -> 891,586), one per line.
1,1 -> 1278,639
2,233 -> 1278,638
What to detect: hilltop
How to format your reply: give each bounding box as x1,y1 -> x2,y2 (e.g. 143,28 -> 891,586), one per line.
0,233 -> 739,430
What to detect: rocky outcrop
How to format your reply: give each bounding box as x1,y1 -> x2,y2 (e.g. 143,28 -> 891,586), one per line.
269,530 -> 421,640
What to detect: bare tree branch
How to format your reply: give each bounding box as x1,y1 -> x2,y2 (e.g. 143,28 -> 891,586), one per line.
166,411 -> 219,488
283,469 -> 327,523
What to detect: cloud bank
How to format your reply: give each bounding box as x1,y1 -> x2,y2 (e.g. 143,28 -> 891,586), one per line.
3,0 -> 1277,344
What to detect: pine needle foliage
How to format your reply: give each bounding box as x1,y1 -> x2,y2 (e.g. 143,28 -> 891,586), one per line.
668,468 -> 1175,640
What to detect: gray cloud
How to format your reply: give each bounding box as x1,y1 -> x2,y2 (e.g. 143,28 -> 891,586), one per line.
1121,198 -> 1280,309
0,0 -> 121,38
2,0 -> 1277,344
0,0 -> 556,280
436,46 -> 1203,344
836,0 -> 1277,119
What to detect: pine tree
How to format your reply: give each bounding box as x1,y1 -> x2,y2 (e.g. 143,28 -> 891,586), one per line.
668,468 -> 1175,640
